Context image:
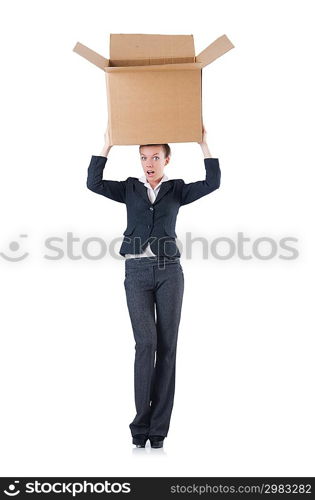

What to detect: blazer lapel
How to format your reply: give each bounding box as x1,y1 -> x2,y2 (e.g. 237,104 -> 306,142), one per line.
135,181 -> 151,204
134,180 -> 172,205
154,182 -> 172,204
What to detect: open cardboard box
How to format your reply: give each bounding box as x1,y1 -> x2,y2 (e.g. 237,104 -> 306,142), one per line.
73,33 -> 234,145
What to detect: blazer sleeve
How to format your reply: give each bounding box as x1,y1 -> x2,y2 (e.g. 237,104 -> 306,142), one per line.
180,158 -> 221,206
86,155 -> 126,204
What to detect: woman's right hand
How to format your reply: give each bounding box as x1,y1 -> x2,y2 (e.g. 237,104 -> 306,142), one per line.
99,124 -> 112,157
104,125 -> 111,149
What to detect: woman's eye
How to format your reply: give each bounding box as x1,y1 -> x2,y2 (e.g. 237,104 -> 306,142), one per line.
154,156 -> 159,160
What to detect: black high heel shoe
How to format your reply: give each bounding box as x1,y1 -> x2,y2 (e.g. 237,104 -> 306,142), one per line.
132,434 -> 148,448
149,435 -> 165,448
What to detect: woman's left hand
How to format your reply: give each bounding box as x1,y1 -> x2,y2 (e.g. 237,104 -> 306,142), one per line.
198,124 -> 212,158
198,124 -> 208,146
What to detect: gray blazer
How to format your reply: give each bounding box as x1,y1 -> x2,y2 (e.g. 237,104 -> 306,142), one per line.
87,155 -> 221,258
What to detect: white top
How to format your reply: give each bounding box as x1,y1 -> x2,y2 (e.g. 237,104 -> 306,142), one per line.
124,174 -> 169,259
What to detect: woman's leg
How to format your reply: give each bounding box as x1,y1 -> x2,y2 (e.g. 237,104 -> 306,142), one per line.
124,262 -> 157,437
149,261 -> 184,437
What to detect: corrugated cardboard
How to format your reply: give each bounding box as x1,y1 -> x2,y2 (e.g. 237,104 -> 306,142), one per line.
73,33 -> 234,145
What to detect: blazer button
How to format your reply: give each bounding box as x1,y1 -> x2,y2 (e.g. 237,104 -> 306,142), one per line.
147,225 -> 151,229
149,206 -> 154,211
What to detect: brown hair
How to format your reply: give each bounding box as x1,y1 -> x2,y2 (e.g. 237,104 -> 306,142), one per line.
139,144 -> 171,158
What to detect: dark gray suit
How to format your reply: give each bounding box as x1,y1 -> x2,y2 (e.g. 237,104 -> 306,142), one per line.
87,155 -> 221,258
87,155 -> 221,438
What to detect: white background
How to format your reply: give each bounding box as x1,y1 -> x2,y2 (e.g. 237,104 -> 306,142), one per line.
0,0 -> 314,477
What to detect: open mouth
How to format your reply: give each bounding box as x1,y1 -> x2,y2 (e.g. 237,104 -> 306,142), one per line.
146,170 -> 155,177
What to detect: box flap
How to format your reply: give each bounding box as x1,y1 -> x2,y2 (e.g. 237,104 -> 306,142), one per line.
73,42 -> 109,70
104,62 -> 202,73
109,34 -> 195,66
196,34 -> 234,68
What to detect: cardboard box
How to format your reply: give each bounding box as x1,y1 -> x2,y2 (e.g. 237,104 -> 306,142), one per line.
73,33 -> 234,145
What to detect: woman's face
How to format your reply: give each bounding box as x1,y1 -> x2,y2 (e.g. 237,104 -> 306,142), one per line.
140,145 -> 170,183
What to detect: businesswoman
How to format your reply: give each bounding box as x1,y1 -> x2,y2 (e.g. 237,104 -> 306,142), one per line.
86,126 -> 221,448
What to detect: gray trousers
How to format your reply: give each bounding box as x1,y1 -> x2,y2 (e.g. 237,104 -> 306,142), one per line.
124,256 -> 184,437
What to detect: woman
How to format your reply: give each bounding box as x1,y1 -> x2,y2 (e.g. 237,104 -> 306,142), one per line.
86,126 -> 221,448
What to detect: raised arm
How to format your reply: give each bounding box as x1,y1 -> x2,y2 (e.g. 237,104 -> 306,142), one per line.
86,128 -> 126,204
180,125 -> 221,206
